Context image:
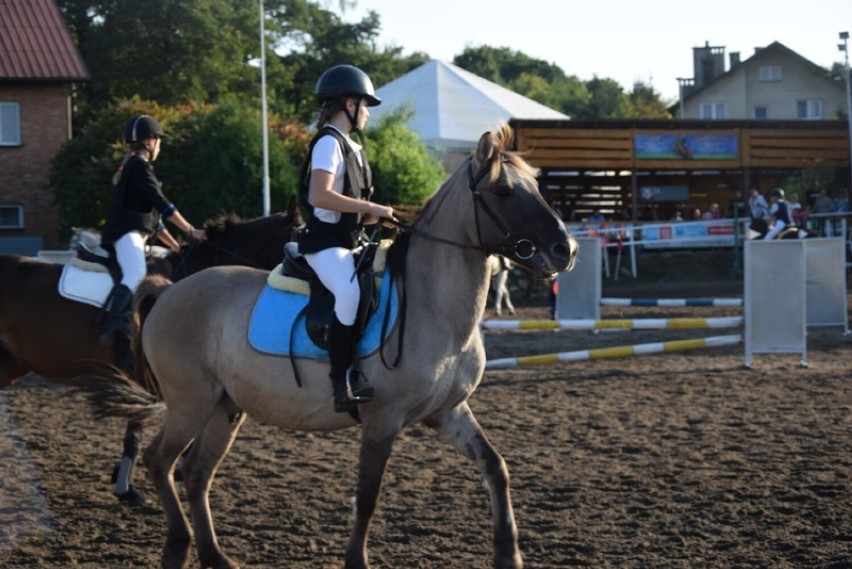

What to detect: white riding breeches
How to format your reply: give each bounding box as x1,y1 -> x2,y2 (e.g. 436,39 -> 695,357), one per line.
763,220 -> 787,240
304,246 -> 359,326
114,231 -> 147,291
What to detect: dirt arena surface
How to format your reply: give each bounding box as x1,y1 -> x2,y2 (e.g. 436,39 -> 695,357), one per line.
0,278 -> 850,568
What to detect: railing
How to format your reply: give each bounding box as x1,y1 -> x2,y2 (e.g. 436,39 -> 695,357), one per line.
567,212 -> 852,278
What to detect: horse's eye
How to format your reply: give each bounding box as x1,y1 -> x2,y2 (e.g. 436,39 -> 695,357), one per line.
493,186 -> 511,197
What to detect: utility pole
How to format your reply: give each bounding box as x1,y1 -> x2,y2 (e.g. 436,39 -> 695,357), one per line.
840,32 -> 852,204
259,0 -> 271,216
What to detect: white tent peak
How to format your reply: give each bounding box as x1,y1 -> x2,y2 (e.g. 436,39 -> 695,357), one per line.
371,60 -> 569,150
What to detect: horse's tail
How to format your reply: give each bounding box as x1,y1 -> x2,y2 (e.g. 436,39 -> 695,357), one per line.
77,368 -> 166,427
132,274 -> 173,396
74,274 -> 173,427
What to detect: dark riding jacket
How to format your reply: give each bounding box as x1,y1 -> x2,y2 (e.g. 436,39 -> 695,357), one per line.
101,155 -> 175,245
298,127 -> 373,253
772,200 -> 792,226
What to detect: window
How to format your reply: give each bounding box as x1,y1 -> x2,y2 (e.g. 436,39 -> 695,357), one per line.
759,65 -> 782,81
0,205 -> 24,229
753,106 -> 768,119
700,102 -> 727,119
0,103 -> 21,145
796,99 -> 822,120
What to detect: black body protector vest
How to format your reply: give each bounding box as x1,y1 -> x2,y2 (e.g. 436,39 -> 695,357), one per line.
298,127 -> 374,254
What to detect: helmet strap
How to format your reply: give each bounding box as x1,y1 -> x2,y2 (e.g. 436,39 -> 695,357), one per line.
346,98 -> 367,148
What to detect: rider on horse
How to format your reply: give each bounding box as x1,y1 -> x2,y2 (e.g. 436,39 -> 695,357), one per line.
297,65 -> 398,412
98,114 -> 206,344
764,187 -> 793,240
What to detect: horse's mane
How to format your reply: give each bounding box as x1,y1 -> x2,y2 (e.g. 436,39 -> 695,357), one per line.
201,197 -> 305,240
201,212 -> 246,238
387,123 -> 535,272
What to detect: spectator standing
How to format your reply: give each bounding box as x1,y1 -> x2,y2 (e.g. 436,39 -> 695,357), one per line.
702,203 -> 721,220
812,187 -> 836,236
728,190 -> 747,218
748,188 -> 770,238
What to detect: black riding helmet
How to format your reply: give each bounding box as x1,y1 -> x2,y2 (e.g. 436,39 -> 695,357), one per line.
770,187 -> 785,199
123,115 -> 167,144
315,65 -> 381,107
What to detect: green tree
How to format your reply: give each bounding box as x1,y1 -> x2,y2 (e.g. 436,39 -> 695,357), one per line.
272,0 -> 428,122
365,108 -> 446,206
582,76 -> 625,119
168,96 -> 302,222
60,0 -> 269,110
619,81 -> 673,119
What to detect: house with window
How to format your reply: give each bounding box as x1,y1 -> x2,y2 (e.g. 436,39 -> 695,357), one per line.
0,0 -> 89,253
675,41 -> 846,121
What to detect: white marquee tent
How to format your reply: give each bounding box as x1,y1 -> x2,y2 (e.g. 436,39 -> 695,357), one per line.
370,60 -> 569,152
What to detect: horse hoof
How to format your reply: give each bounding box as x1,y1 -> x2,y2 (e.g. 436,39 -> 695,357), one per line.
162,539 -> 192,569
116,486 -> 148,507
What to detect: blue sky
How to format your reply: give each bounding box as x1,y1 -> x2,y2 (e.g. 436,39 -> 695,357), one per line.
344,0 -> 850,102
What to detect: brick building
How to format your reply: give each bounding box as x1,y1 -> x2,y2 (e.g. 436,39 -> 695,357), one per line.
0,0 -> 89,252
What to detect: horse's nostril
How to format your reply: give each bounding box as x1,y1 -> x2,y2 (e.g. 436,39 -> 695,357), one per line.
550,242 -> 569,262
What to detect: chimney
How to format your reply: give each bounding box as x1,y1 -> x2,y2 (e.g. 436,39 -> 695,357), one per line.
730,52 -> 740,68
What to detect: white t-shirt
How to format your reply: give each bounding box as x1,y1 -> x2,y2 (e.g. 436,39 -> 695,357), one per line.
309,126 -> 364,224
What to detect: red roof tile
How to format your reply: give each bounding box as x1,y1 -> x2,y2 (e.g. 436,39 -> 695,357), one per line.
0,0 -> 89,81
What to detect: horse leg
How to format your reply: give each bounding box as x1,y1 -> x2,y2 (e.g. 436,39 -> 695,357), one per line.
112,420 -> 146,506
144,412 -> 211,569
181,401 -> 246,569
426,402 -> 523,569
0,345 -> 28,387
343,428 -> 399,569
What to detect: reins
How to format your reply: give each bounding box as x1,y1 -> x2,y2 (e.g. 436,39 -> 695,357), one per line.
168,236 -> 270,281
377,154 -> 539,371
390,156 -> 539,260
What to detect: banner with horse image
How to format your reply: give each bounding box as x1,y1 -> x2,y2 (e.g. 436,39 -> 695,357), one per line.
635,133 -> 737,160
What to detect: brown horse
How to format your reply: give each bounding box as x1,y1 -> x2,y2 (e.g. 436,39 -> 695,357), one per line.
0,205 -> 303,503
84,124 -> 577,568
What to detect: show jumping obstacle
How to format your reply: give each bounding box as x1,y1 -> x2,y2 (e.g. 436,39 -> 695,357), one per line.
485,334 -> 743,369
482,316 -> 743,331
600,297 -> 744,307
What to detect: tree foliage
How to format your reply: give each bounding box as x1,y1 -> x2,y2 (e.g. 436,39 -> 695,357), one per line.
454,45 -> 671,119
51,0 -> 675,233
365,107 -> 446,206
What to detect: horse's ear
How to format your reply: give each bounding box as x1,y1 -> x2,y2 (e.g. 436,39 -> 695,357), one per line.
474,129 -> 496,168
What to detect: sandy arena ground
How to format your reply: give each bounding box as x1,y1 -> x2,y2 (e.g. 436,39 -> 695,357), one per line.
0,284 -> 850,568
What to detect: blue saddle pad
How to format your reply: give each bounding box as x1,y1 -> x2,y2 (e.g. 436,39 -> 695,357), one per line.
248,271 -> 398,359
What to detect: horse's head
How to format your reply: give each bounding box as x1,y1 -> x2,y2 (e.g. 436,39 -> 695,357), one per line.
462,124 -> 577,279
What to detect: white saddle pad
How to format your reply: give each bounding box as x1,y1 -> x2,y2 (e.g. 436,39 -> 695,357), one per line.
58,264 -> 113,308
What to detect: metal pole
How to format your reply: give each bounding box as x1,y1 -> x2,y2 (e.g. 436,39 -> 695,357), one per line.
841,34 -> 852,205
259,0 -> 271,216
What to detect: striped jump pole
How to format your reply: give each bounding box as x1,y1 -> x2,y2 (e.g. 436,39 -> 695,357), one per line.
485,334 -> 743,369
482,316 -> 743,331
601,297 -> 743,307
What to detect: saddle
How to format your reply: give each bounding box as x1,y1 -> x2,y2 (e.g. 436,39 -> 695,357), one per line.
75,242 -> 123,289
280,240 -> 382,350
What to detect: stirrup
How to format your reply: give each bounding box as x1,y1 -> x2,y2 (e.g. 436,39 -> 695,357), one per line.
345,369 -> 374,403
334,369 -> 373,413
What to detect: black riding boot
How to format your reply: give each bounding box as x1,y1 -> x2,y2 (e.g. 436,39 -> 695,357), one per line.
99,284 -> 133,345
328,317 -> 374,413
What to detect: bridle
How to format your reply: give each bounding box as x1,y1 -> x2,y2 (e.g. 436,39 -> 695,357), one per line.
392,155 -> 539,262
376,155 -> 540,372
